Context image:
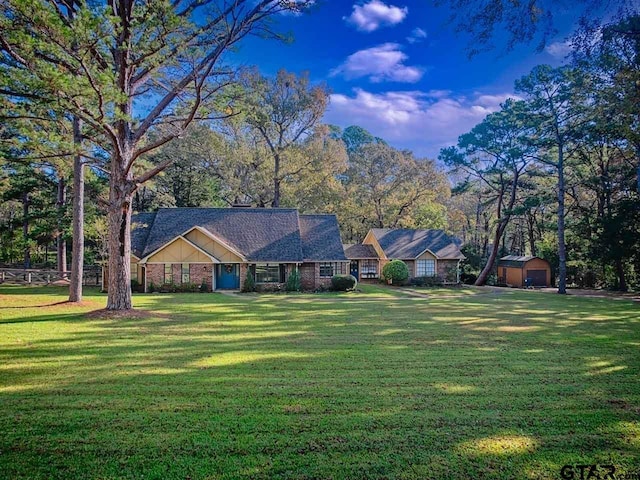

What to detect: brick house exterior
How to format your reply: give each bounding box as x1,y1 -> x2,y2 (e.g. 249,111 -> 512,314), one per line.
112,208 -> 348,293
437,260 -> 460,282
144,263 -> 214,291
345,228 -> 465,284
299,262 -> 340,291
299,263 -> 315,290
145,264 -> 163,288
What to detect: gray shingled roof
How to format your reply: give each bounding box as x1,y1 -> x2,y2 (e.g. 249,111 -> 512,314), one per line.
299,214 -> 348,261
371,228 -> 465,260
132,208 -> 347,263
344,243 -> 379,259
140,208 -> 304,262
131,212 -> 156,258
498,255 -> 540,268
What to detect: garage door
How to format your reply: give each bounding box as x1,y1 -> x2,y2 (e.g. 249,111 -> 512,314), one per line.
526,269 -> 547,287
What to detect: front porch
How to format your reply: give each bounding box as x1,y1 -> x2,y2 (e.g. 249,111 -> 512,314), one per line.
343,243 -> 381,282
142,262 -> 304,292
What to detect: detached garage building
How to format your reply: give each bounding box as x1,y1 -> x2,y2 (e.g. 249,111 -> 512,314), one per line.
497,255 -> 552,288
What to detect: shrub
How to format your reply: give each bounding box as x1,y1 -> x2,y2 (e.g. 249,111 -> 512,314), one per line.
285,269 -> 301,292
160,282 -> 176,293
148,282 -> 156,293
382,260 -> 409,284
256,283 -> 282,293
199,279 -> 209,293
242,272 -> 256,293
331,274 -> 357,291
175,283 -> 199,293
410,276 -> 442,287
130,279 -> 140,293
460,272 -> 477,285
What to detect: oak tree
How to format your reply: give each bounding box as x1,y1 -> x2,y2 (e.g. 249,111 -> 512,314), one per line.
0,0 -> 312,310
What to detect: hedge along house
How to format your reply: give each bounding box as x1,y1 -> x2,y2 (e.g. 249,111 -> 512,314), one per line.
103,208 -> 348,292
497,255 -> 552,288
357,228 -> 465,284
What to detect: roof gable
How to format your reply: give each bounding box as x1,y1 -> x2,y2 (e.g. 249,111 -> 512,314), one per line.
344,243 -> 379,259
184,227 -> 244,262
371,228 -> 464,260
146,236 -> 216,263
498,255 -> 547,268
132,208 -> 348,263
140,208 -> 304,262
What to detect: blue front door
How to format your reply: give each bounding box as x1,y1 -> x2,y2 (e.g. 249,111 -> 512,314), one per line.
216,264 -> 239,289
350,260 -> 359,280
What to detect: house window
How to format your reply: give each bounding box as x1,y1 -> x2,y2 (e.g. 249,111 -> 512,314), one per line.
361,260 -> 378,278
255,264 -> 283,283
416,259 -> 436,277
164,264 -> 173,284
319,262 -> 347,277
181,264 -> 190,284
319,263 -> 333,278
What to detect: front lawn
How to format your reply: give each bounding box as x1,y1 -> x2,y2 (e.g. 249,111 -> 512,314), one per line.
1,285 -> 639,479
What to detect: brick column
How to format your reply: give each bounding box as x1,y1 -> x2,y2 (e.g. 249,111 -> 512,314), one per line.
146,264 -> 164,291
300,263 -> 315,290
172,264 -> 181,284
190,264 -> 213,291
239,263 -> 249,290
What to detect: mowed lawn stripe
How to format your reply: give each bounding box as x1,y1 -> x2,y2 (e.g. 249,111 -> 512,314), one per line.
0,285 -> 638,479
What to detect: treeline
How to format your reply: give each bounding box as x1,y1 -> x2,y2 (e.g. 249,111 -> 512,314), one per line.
444,17 -> 640,291
1,14 -> 638,293
1,68 -> 452,270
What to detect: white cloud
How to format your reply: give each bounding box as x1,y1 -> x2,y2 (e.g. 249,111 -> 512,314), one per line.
330,43 -> 424,83
545,41 -> 573,59
325,88 -> 520,157
407,27 -> 427,44
344,0 -> 408,32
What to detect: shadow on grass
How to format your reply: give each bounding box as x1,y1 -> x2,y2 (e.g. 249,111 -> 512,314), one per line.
0,287 -> 639,479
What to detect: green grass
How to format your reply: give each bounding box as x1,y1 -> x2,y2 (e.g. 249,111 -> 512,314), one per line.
402,285 -> 483,297
1,284 -> 639,479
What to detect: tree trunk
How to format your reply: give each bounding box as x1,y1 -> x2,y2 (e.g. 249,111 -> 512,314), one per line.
481,213 -> 490,258
475,171 -> 520,286
615,257 -> 627,292
475,221 -> 507,286
527,213 -> 536,256
69,117 -> 85,302
557,148 -> 567,294
474,195 -> 481,249
56,176 -> 67,274
636,143 -> 640,194
22,192 -> 30,269
106,154 -> 134,311
272,153 -> 281,208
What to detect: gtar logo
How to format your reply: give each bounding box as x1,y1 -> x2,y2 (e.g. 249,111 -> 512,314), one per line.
560,464 -> 616,480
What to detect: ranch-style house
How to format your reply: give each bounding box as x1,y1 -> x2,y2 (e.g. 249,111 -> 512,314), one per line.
345,228 -> 465,284
108,207 -> 349,292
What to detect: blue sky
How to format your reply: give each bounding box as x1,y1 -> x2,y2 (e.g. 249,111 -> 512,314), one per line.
234,0 -> 579,159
